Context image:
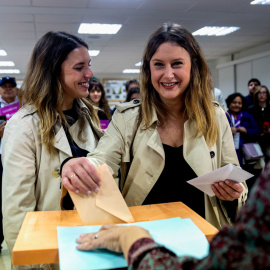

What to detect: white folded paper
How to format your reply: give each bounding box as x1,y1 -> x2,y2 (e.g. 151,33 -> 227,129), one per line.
187,164 -> 253,197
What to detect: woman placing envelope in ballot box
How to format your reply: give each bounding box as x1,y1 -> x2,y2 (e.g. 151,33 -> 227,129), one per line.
61,22 -> 248,229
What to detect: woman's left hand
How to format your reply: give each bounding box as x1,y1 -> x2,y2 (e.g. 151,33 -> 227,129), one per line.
211,179 -> 244,201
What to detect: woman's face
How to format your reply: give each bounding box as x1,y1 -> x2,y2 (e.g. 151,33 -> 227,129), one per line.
59,46 -> 93,110
257,87 -> 268,103
89,87 -> 102,106
150,42 -> 191,105
229,96 -> 243,114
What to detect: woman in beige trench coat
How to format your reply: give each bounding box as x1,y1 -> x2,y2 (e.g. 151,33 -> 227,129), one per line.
61,23 -> 248,230
2,31 -> 103,270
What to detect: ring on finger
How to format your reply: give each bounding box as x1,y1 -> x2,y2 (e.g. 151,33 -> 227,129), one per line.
94,233 -> 98,240
70,174 -> 76,178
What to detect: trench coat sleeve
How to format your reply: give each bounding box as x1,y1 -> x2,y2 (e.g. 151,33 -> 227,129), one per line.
2,115 -> 37,255
86,104 -> 139,178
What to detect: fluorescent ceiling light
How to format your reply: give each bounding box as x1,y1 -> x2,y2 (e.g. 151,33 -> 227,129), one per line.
135,61 -> 143,67
250,0 -> 270,4
0,69 -> 20,74
0,50 -> 7,56
0,61 -> 15,66
88,50 -> 100,56
78,23 -> 122,34
193,26 -> 240,36
122,69 -> 140,74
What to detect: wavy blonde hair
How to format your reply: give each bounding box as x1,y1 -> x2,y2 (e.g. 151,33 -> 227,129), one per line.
140,23 -> 218,147
21,31 -> 100,155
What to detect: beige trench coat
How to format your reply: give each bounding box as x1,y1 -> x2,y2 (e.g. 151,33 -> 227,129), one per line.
2,101 -> 102,269
88,100 -> 248,229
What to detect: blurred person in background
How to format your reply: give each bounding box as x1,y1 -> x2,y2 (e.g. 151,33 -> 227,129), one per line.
125,79 -> 139,95
248,85 -> 270,163
0,76 -> 19,252
226,93 -> 260,166
87,79 -> 112,121
125,87 -> 140,102
213,87 -> 227,110
245,78 -> 261,108
226,93 -> 260,192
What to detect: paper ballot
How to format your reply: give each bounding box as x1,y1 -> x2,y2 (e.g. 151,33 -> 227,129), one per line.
57,217 -> 209,270
187,164 -> 253,197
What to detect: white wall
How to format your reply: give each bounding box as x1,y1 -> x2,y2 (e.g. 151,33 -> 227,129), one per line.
214,41 -> 270,101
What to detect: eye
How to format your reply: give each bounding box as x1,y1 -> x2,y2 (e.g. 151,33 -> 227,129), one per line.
172,61 -> 183,67
74,66 -> 83,71
154,62 -> 163,67
88,60 -> 92,67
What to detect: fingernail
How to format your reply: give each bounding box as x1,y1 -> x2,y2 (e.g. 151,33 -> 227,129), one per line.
95,188 -> 99,193
98,182 -> 102,186
75,190 -> 79,194
87,190 -> 91,195
225,180 -> 229,184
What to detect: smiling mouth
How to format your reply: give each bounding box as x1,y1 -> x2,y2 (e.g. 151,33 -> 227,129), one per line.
161,82 -> 178,87
79,82 -> 89,87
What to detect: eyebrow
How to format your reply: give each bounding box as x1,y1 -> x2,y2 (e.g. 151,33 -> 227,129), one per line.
151,57 -> 185,61
74,61 -> 85,65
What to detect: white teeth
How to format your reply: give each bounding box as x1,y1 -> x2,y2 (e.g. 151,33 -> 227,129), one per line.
80,83 -> 89,86
163,82 -> 176,86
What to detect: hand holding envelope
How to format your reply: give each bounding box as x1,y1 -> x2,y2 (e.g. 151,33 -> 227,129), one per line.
69,164 -> 134,225
187,164 -> 253,197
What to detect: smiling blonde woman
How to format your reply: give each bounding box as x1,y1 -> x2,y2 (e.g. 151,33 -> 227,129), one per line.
61,23 -> 248,230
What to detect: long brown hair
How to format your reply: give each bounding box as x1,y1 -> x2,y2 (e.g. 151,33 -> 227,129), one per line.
88,79 -> 111,120
21,31 -> 100,154
140,22 -> 218,147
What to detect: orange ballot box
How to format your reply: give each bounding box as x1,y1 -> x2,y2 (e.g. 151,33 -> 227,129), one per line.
13,202 -> 218,266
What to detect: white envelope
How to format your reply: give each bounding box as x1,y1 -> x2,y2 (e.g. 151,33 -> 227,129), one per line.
187,163 -> 253,197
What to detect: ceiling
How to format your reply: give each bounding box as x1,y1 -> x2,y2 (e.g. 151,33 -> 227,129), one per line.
0,0 -> 270,80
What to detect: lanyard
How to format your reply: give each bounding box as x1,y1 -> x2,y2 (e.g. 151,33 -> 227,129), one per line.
230,112 -> 242,128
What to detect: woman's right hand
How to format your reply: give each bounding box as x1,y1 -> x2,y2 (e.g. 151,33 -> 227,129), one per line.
61,157 -> 102,195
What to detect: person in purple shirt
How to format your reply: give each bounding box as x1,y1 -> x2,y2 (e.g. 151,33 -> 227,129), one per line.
225,93 -> 260,167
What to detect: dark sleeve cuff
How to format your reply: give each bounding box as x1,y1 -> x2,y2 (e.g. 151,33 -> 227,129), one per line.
128,238 -> 177,268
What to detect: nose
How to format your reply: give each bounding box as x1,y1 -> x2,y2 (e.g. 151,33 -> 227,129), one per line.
85,66 -> 94,79
164,65 -> 174,79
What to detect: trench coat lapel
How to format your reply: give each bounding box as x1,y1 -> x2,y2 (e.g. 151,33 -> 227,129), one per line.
147,127 -> 165,159
54,125 -> 72,156
183,119 -> 213,177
